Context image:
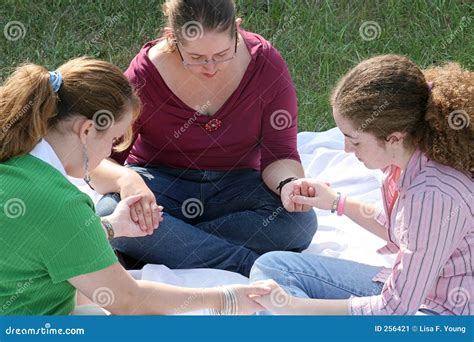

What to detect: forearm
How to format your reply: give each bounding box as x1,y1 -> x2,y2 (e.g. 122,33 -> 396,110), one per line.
89,158 -> 135,195
343,197 -> 388,241
118,280 -> 221,315
262,159 -> 305,194
286,297 -> 349,315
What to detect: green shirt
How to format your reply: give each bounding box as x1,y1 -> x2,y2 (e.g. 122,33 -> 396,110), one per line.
0,154 -> 117,315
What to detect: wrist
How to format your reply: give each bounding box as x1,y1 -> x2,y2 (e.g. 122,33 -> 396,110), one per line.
202,288 -> 221,311
330,192 -> 341,213
276,177 -> 298,195
101,217 -> 115,241
336,194 -> 347,216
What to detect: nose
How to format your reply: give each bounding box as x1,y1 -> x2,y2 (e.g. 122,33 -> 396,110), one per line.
202,63 -> 217,73
343,137 -> 353,154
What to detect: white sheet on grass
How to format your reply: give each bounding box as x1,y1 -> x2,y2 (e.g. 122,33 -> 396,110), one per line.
73,127 -> 395,314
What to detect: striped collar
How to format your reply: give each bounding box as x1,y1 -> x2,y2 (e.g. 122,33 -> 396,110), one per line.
396,149 -> 426,192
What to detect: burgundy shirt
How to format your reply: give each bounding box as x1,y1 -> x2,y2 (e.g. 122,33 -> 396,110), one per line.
112,29 -> 300,171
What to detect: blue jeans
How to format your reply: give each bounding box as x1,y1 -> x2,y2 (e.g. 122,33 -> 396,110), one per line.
250,252 -> 438,315
96,165 -> 317,276
250,252 -> 384,301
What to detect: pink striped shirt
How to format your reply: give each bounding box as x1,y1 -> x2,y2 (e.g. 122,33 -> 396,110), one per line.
349,149 -> 473,315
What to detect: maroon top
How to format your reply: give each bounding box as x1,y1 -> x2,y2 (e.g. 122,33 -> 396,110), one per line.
112,29 -> 301,171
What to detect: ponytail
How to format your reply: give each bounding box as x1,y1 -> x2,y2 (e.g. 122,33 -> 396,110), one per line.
0,64 -> 58,162
421,63 -> 473,177
0,57 -> 141,163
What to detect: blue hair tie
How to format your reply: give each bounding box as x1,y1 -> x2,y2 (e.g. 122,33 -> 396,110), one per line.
48,70 -> 62,93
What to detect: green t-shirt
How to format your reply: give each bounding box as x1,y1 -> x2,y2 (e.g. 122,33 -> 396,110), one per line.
0,154 -> 117,315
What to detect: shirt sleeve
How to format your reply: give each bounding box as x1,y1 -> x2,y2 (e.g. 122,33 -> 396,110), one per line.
259,47 -> 300,171
39,192 -> 118,284
350,191 -> 460,315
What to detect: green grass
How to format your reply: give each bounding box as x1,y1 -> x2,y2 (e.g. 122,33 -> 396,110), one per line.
1,0 -> 472,132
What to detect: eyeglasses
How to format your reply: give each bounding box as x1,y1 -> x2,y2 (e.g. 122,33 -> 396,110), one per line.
175,33 -> 238,67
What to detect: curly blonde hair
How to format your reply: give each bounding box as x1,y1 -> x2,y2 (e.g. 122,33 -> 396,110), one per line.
331,54 -> 473,177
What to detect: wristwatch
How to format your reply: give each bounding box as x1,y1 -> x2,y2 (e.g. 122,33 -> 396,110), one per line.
101,218 -> 115,241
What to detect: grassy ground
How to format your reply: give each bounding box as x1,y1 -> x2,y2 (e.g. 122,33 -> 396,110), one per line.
1,0 -> 472,132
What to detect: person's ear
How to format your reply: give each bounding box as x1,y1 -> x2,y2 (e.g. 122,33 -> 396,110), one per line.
236,17 -> 243,28
73,119 -> 95,145
386,132 -> 406,145
163,27 -> 175,41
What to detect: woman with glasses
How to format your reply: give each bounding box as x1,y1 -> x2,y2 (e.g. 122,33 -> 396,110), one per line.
93,0 -> 317,277
0,57 -> 272,315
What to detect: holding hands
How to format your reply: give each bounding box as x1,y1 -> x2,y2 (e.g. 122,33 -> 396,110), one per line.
249,279 -> 294,315
104,194 -> 161,238
281,178 -> 337,211
119,171 -> 164,234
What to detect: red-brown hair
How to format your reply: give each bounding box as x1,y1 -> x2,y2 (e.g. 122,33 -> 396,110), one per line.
0,57 -> 141,162
331,54 -> 473,177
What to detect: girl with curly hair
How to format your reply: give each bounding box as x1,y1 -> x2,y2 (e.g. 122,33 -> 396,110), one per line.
249,54 -> 473,315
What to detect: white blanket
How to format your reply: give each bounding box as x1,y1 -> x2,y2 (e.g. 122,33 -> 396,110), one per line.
74,128 -> 395,314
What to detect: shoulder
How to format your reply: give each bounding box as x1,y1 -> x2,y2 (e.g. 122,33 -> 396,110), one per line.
242,30 -> 289,73
0,155 -> 94,217
124,40 -> 161,93
407,159 -> 473,217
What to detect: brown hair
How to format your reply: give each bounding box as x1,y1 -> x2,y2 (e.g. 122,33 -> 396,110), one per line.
331,54 -> 473,177
162,0 -> 236,51
0,57 -> 141,162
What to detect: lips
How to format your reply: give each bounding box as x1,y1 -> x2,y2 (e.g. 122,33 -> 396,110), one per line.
203,72 -> 217,78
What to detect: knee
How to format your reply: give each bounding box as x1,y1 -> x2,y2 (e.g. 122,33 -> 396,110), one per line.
249,251 -> 291,283
274,210 -> 317,251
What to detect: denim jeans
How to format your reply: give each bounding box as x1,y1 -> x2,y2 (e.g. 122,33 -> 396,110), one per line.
250,251 -> 438,315
96,165 -> 317,276
250,251 -> 384,301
